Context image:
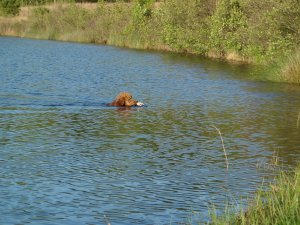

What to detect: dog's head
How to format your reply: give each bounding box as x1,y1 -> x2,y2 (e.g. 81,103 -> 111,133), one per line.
113,92 -> 139,107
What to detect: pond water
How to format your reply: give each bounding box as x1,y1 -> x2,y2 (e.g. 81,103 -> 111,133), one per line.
0,37 -> 300,225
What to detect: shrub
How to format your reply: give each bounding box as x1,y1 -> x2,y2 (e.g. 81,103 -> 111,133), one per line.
0,0 -> 21,16
132,0 -> 154,24
160,0 -> 215,54
209,0 -> 247,56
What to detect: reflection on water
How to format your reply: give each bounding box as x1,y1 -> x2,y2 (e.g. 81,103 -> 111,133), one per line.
0,37 -> 300,224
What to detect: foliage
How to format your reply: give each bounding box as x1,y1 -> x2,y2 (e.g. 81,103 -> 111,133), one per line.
133,0 -> 154,20
22,0 -> 47,5
159,0 -> 214,54
0,0 -> 21,15
209,0 -> 247,56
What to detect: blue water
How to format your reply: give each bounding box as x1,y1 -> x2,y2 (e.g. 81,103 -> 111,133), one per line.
1,37 -> 300,225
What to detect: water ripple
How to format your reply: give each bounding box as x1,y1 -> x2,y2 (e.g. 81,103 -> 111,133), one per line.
1,37 -> 300,224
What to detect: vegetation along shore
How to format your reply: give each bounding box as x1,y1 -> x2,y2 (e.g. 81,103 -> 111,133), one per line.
210,165 -> 300,225
0,0 -> 299,84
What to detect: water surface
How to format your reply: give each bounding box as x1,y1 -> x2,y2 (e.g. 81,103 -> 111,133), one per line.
1,37 -> 300,225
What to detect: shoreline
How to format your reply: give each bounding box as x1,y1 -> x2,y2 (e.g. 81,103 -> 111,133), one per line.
0,1 -> 299,84
210,165 -> 300,225
0,1 -> 299,85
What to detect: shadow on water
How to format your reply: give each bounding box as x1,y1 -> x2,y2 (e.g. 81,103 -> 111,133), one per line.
1,37 -> 300,225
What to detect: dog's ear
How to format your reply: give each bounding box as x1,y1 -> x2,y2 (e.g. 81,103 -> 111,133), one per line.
116,95 -> 126,106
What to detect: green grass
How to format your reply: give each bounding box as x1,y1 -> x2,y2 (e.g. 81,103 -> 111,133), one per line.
210,165 -> 300,225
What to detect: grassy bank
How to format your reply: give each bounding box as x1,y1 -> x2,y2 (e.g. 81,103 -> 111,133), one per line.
210,165 -> 300,225
0,0 -> 300,84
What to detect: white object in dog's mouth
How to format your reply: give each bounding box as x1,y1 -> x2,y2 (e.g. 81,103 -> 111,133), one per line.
136,102 -> 144,107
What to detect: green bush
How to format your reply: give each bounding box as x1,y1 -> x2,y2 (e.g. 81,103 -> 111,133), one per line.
159,0 -> 215,53
132,0 -> 154,23
0,0 -> 21,16
209,0 -> 247,56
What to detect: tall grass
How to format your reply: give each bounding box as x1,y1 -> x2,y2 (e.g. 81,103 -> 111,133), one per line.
281,49 -> 300,84
210,165 -> 300,225
25,3 -> 139,44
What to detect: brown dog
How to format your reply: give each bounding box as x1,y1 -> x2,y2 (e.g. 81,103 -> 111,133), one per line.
109,92 -> 144,107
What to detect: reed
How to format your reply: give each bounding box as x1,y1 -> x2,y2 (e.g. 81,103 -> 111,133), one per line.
212,125 -> 229,170
297,111 -> 300,129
